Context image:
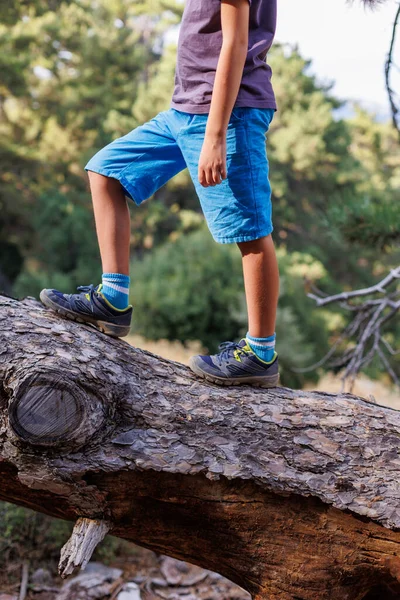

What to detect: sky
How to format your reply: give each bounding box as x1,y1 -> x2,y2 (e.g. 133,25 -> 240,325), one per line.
164,0 -> 400,119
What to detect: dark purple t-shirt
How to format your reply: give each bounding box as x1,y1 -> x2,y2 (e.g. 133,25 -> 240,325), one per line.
170,0 -> 277,114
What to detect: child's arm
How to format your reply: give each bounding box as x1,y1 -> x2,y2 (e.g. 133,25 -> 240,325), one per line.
198,0 -> 250,188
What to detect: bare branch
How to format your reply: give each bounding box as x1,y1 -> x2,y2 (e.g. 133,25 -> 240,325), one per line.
377,344 -> 400,387
299,268 -> 400,390
349,0 -> 389,7
381,336 -> 400,356
307,267 -> 400,307
290,309 -> 367,373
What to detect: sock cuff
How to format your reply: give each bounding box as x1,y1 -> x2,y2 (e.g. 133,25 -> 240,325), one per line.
102,273 -> 130,284
246,331 -> 276,343
102,273 -> 130,297
245,333 -> 277,363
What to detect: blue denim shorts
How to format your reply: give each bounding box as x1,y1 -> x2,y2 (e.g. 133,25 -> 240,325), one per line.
84,107 -> 275,244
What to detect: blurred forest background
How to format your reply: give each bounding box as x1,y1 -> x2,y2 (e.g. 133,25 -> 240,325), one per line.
1,0 -> 400,596
1,0 -> 400,390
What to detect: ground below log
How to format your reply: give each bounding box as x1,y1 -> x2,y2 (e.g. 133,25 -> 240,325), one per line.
0,545 -> 251,600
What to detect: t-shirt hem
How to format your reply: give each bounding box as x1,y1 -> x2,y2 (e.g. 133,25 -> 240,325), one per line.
170,100 -> 277,114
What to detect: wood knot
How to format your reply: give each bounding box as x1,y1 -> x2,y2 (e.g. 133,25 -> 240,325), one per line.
8,372 -> 106,449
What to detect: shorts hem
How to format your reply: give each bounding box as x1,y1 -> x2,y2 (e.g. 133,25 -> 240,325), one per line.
84,165 -> 145,206
213,229 -> 273,244
119,173 -> 147,206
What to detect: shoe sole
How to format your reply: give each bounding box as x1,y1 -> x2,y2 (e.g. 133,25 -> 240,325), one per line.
39,290 -> 131,338
188,357 -> 280,388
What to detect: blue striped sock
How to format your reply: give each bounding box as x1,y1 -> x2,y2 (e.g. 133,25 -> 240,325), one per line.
246,331 -> 276,363
101,273 -> 130,309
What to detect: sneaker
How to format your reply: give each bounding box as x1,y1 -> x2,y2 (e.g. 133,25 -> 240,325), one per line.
189,338 -> 279,387
40,284 -> 132,338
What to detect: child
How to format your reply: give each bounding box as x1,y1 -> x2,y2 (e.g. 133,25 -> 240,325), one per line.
40,0 -> 280,388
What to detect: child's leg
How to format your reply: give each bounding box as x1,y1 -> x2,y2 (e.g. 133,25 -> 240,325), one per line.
188,236 -> 280,386
40,109 -> 188,336
87,172 -> 131,275
236,234 -> 279,338
185,108 -> 280,384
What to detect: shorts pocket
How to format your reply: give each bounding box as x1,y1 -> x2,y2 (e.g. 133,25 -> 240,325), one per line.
230,107 -> 246,123
251,108 -> 275,133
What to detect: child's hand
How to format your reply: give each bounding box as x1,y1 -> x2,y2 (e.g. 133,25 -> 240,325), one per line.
198,133 -> 227,187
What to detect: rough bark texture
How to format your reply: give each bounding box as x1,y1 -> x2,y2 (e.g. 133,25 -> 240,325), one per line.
2,293 -> 400,599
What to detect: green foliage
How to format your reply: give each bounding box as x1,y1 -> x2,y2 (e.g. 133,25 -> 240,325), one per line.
0,502 -> 72,568
330,106 -> 400,250
327,192 -> 400,250
267,46 -> 400,267
130,202 -> 204,255
0,501 -> 138,584
275,248 -> 328,379
0,0 -> 183,290
132,42 -> 178,124
131,225 -> 245,351
1,9 -> 399,387
11,188 -> 102,298
131,228 -> 336,387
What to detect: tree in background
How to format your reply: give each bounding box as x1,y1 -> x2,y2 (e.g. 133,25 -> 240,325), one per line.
0,0 -> 183,294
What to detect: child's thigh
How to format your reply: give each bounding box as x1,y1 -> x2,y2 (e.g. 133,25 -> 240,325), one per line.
84,111 -> 187,205
177,107 -> 275,244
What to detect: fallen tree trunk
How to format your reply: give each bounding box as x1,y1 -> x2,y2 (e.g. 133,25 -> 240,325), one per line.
1,294 -> 400,600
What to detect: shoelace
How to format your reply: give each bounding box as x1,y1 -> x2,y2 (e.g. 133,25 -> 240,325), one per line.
71,284 -> 102,306
76,284 -> 98,296
216,340 -> 247,363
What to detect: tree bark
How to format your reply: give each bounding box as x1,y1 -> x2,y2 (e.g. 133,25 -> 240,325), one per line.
1,293 -> 400,599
